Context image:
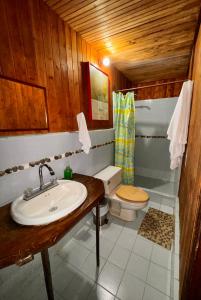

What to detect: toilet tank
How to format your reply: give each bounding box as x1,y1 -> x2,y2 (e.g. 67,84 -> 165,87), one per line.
94,166 -> 122,195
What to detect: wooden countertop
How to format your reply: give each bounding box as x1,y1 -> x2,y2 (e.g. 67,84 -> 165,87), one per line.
0,174 -> 104,268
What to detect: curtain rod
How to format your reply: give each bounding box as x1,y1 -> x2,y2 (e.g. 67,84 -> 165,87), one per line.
115,79 -> 187,93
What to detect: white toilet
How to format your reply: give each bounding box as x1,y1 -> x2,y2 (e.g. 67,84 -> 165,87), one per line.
94,166 -> 149,221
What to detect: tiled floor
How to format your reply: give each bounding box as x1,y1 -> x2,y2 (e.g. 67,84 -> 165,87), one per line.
0,191 -> 179,300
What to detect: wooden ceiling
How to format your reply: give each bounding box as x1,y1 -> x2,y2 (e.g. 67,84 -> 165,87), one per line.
44,0 -> 201,83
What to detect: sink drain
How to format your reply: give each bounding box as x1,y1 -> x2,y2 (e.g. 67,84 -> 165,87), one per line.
49,206 -> 58,212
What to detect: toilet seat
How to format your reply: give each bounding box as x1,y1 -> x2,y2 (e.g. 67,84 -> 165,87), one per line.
94,166 -> 149,221
115,185 -> 149,203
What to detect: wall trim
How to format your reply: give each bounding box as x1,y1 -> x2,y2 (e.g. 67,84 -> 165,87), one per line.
0,140 -> 114,178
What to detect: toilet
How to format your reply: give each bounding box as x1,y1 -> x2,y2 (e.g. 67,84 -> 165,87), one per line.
94,166 -> 149,221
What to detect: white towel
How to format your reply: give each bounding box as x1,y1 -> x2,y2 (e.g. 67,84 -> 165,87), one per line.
76,112 -> 91,154
167,80 -> 193,169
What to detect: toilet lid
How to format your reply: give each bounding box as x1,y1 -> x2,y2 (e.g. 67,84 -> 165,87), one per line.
115,185 -> 149,202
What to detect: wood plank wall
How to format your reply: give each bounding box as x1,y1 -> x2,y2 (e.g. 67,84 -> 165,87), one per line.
0,0 -> 130,135
133,79 -> 184,100
179,24 -> 201,299
64,26 -> 131,130
0,78 -> 48,131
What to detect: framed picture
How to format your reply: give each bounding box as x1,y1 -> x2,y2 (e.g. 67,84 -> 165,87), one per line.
82,62 -> 110,121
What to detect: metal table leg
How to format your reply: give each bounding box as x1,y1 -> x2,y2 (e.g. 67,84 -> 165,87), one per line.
96,202 -> 100,267
41,248 -> 54,300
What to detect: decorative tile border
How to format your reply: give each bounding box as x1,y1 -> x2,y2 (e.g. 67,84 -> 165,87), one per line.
136,135 -> 167,139
0,141 -> 114,178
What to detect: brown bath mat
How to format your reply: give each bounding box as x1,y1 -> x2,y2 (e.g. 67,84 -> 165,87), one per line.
138,208 -> 174,250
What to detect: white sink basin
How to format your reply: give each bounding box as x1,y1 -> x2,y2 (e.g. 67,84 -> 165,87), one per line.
11,180 -> 87,226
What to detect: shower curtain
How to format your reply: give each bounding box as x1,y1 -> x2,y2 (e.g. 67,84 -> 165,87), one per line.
113,92 -> 135,184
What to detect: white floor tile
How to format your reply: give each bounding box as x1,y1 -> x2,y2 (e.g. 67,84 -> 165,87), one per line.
92,236 -> 115,259
133,236 -> 153,260
56,292 -> 66,300
100,223 -> 123,242
116,227 -> 137,250
147,263 -> 171,296
151,245 -> 171,270
174,254 -> 179,280
52,263 -> 77,294
149,193 -> 162,204
108,245 -> 130,270
143,284 -> 170,300
142,205 -> 149,213
73,225 -> 96,250
125,211 -> 146,230
54,292 -> 65,300
126,253 -> 149,281
55,233 -> 74,251
30,281 -> 63,300
26,276 -> 47,300
174,279 -> 179,300
175,222 -> 180,237
49,254 -> 64,273
109,215 -> 126,227
98,262 -> 123,295
161,197 -> 175,208
174,235 -> 179,255
80,212 -> 93,224
160,205 -> 174,215
58,239 -> 90,268
61,271 -> 94,300
86,216 -> 94,227
175,212 -> 179,224
81,252 -> 106,281
0,271 -> 37,300
3,251 -> 44,284
175,199 -> 179,211
149,202 -> 161,210
66,221 -> 84,237
88,284 -> 115,300
0,265 -> 16,285
117,272 -> 145,300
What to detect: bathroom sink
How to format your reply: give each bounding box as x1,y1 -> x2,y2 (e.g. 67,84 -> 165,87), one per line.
11,180 -> 87,226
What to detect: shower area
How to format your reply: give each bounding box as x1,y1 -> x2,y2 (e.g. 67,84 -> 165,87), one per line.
113,87 -> 182,198
134,97 -> 180,196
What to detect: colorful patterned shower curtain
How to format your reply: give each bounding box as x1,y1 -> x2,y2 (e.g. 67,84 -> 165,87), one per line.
113,92 -> 135,184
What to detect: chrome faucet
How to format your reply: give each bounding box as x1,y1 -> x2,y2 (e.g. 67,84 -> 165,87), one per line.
39,164 -> 55,190
23,164 -> 58,201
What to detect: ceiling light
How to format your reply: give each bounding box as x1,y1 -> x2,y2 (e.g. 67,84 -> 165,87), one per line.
105,42 -> 112,48
103,57 -> 110,66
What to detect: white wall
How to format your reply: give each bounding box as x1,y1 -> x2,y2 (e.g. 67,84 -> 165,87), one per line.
0,129 -> 114,206
135,98 -> 178,181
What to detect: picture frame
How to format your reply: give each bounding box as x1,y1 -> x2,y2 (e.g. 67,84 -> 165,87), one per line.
82,62 -> 110,121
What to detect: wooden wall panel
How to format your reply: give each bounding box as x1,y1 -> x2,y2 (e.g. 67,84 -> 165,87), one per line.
0,78 -> 48,131
0,0 -> 15,77
0,0 -> 130,135
179,24 -> 201,299
133,79 -> 184,100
